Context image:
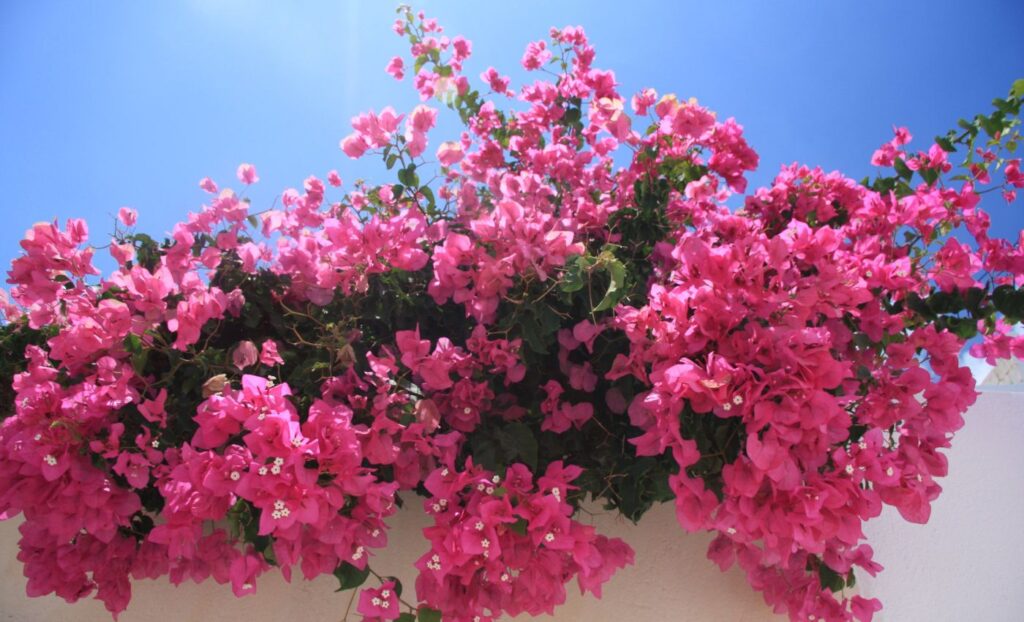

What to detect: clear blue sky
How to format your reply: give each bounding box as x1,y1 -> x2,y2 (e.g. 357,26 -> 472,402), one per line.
1,0 -> 1022,276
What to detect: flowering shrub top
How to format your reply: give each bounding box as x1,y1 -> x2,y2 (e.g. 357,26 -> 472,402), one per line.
2,7 -> 1024,622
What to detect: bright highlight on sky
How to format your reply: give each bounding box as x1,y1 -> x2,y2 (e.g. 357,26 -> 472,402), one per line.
1,1 -> 1022,333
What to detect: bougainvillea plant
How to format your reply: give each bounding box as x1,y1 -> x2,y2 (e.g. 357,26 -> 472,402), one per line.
1,7 -> 1023,621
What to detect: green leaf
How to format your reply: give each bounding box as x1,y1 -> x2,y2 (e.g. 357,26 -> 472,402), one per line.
817,562 -> 846,593
413,55 -> 428,75
926,290 -> 964,315
518,303 -> 561,354
132,349 -> 149,375
390,577 -> 404,598
332,562 -> 370,592
559,254 -> 591,293
942,316 -> 978,339
467,434 -> 501,472
397,614 -> 416,622
893,158 -> 913,181
509,517 -> 529,536
1010,78 -> 1024,100
420,185 -> 436,209
123,333 -> 143,354
498,422 -> 538,470
592,255 -> 626,312
418,607 -> 443,622
935,136 -> 956,152
398,165 -> 420,188
992,284 -> 1024,322
919,166 -> 939,186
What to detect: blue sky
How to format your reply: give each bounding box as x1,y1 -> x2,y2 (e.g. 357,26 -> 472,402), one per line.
1,0 -> 1022,276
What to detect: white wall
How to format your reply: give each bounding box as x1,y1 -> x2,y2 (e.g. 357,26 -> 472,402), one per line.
2,390 -> 1022,622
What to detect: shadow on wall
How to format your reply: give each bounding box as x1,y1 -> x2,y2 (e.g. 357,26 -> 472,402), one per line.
1,391 -> 1022,621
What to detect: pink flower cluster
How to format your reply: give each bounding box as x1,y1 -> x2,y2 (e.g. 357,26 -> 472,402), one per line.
1,7 -> 1022,622
414,461 -> 632,621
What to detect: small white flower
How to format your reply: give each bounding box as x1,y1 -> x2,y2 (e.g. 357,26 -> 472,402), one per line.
273,457 -> 284,466
43,454 -> 57,466
432,504 -> 441,512
865,270 -> 873,278
372,597 -> 381,606
885,467 -> 894,477
475,521 -> 484,531
380,600 -> 390,609
551,487 -> 560,500
352,546 -> 364,560
431,554 -> 440,563
291,437 -> 302,447
722,402 -> 732,411
439,499 -> 448,507
151,440 -> 160,448
270,465 -> 281,475
242,582 -> 253,590
372,529 -> 380,537
732,395 -> 743,405
844,464 -> 855,475
441,468 -> 449,476
544,533 -> 555,543
501,572 -> 510,582
258,466 -> 268,476
481,538 -> 490,549
230,471 -> 241,481
485,486 -> 494,494
274,500 -> 286,510
858,441 -> 868,450
463,407 -> 472,414
380,590 -> 390,598
477,483 -> 485,491
492,475 -> 500,483
726,527 -> 737,535
271,510 -> 281,520
33,434 -> 41,441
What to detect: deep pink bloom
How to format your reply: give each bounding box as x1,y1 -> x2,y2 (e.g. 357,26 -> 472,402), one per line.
259,339 -> 284,366
232,340 -> 259,370
117,207 -> 137,227
236,163 -> 259,185
385,56 -> 405,80
436,141 -> 464,167
199,176 -> 219,193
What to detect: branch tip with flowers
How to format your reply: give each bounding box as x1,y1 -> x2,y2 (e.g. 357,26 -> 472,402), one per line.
1,6 -> 1023,622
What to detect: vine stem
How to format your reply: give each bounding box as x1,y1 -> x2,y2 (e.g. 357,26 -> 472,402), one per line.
340,587 -> 357,622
